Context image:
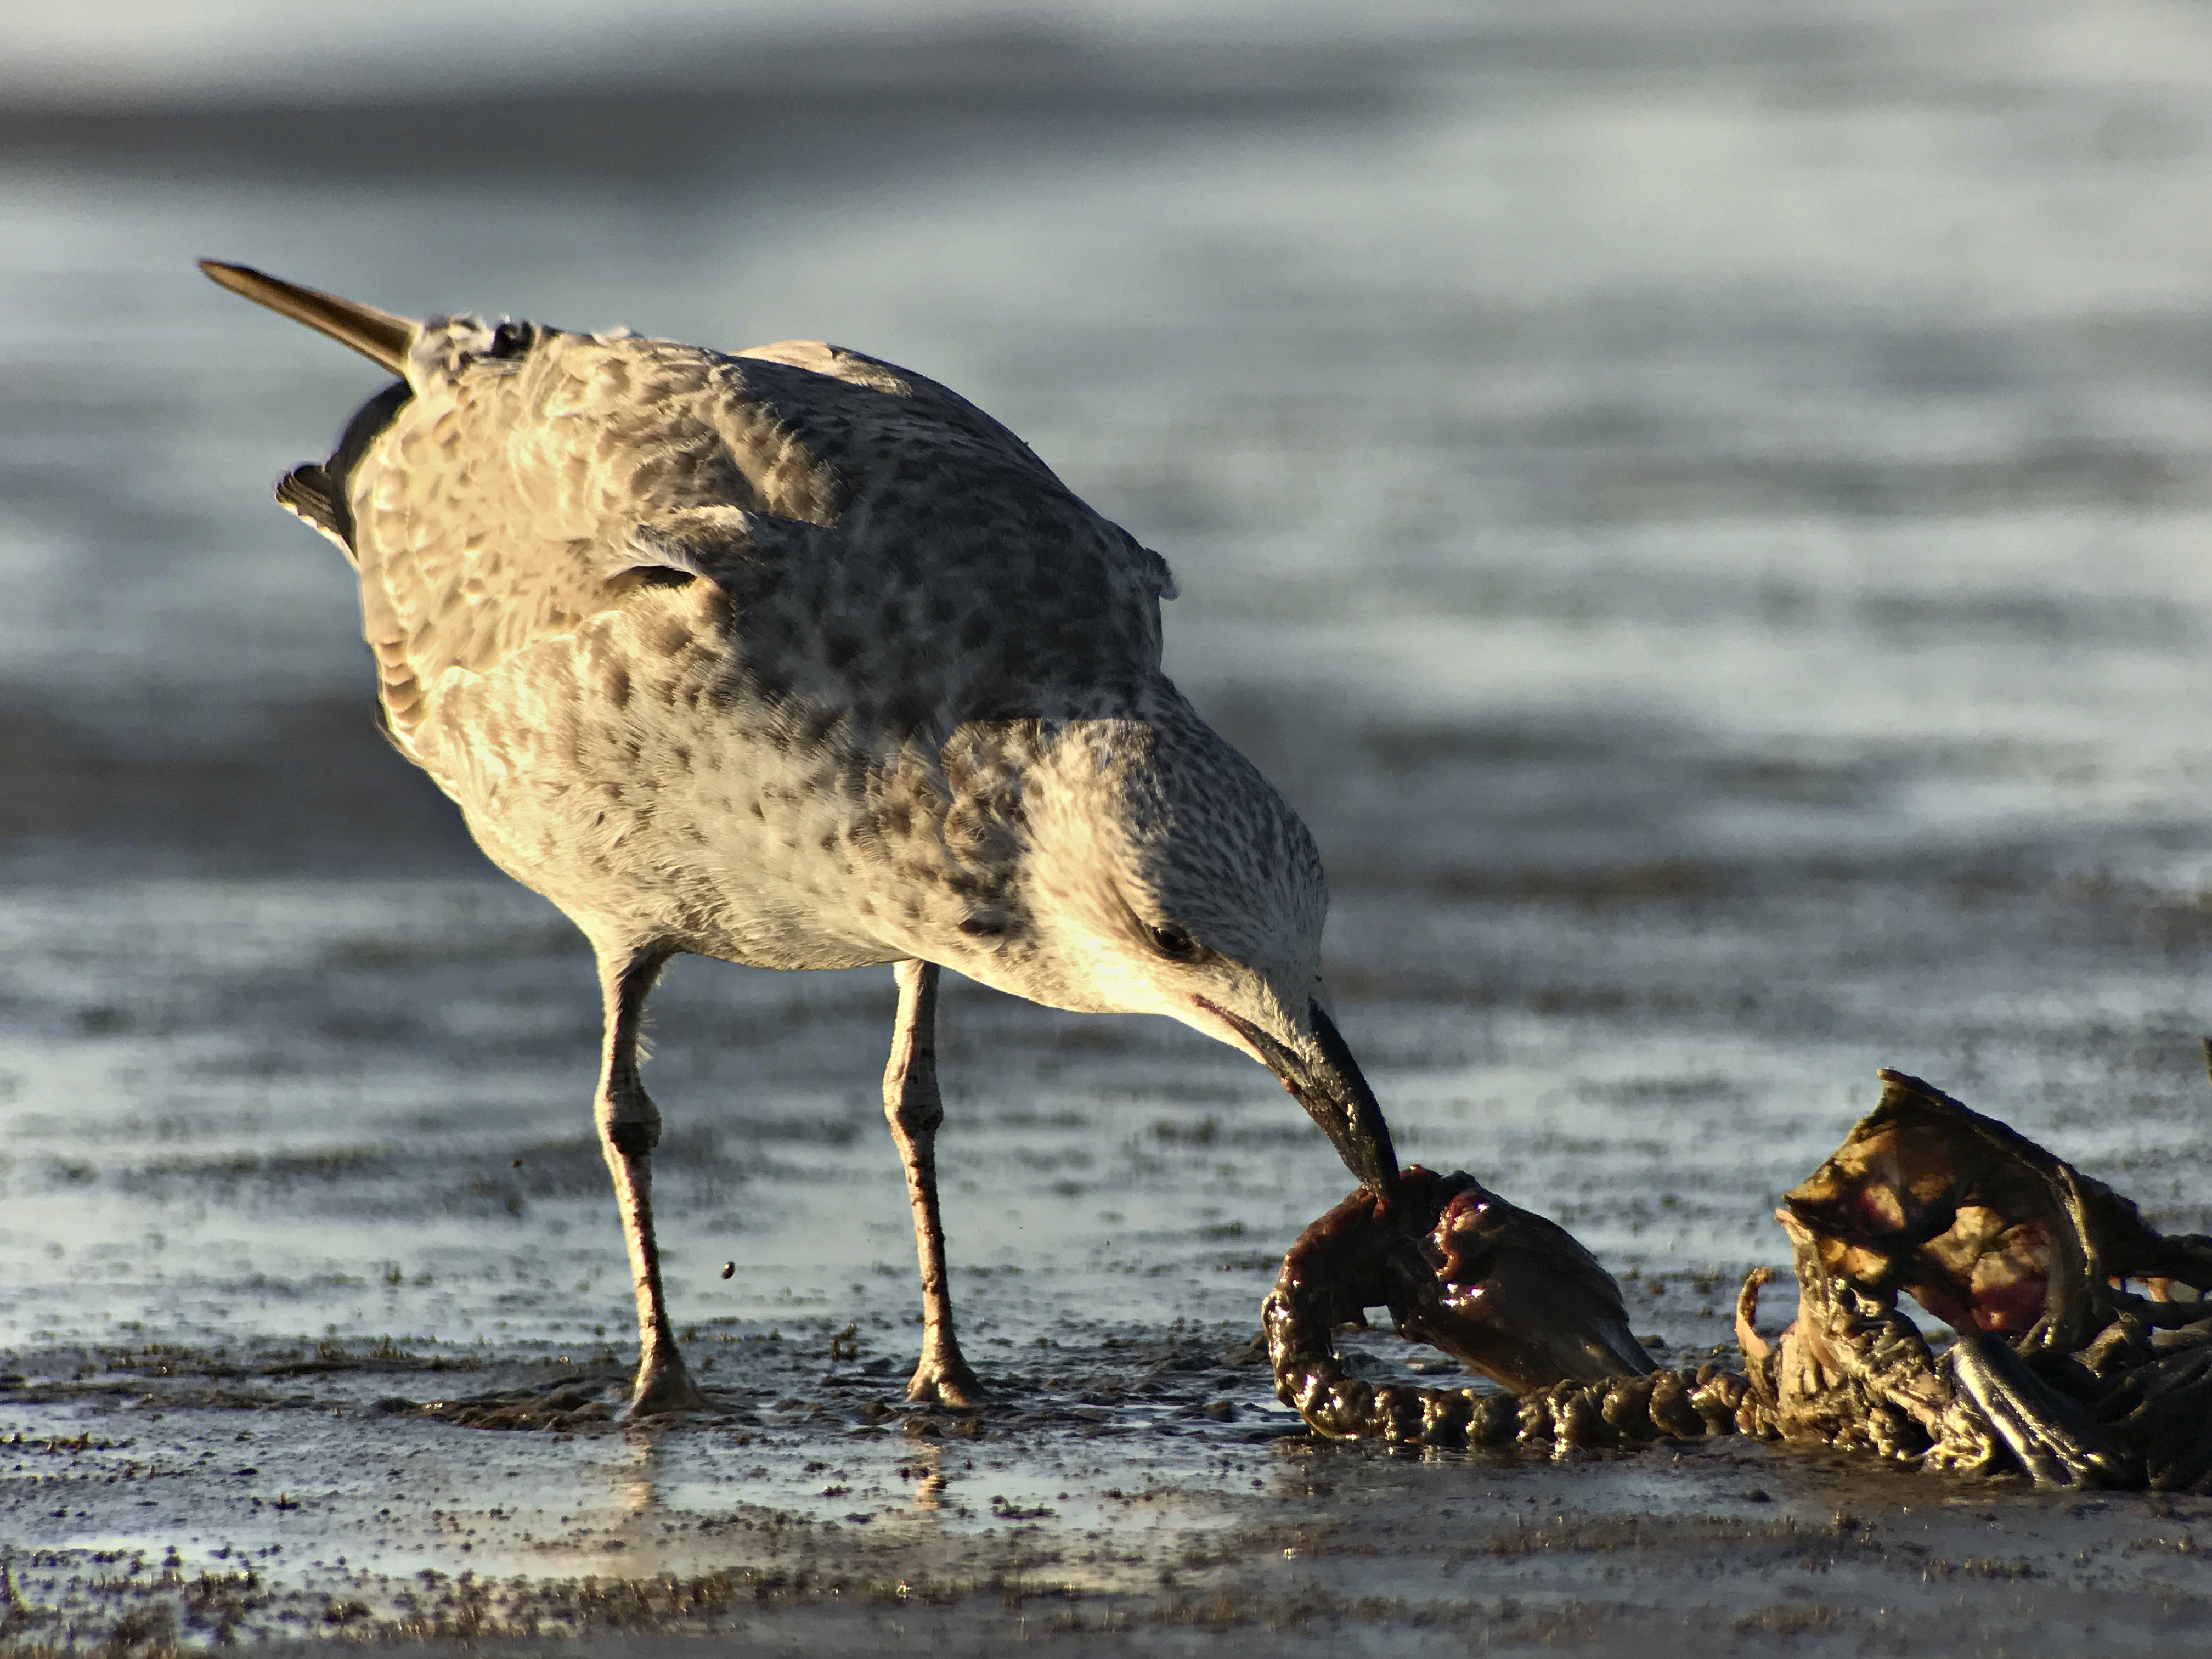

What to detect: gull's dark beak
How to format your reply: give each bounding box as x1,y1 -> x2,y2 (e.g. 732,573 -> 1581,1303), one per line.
1236,1001 -> 1401,1198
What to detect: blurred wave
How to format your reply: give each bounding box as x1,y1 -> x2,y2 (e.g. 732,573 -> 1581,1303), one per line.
0,0 -> 1462,109
7,0 -> 2212,874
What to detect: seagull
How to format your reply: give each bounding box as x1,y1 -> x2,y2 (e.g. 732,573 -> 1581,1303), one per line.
199,259 -> 1400,1416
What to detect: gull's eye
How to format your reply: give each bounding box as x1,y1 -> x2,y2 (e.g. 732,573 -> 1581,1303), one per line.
1147,922 -> 1201,962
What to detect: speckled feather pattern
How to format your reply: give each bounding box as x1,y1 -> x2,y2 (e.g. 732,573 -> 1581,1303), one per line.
305,312 -> 1324,1004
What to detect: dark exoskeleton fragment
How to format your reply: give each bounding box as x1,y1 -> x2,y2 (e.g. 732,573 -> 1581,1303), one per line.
1750,1068 -> 2212,1488
1266,1068 -> 2212,1488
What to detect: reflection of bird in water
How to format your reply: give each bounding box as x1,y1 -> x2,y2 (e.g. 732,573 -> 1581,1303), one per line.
615,1436 -> 658,1519
199,260 -> 1399,1417
902,1443 -> 949,1511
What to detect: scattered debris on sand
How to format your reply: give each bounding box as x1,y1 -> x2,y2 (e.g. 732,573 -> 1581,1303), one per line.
1269,1069 -> 2212,1490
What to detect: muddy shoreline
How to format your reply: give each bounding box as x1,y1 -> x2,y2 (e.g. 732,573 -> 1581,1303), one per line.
8,1323 -> 2212,1656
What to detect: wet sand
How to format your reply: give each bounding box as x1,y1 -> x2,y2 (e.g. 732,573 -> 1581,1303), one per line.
8,687 -> 2212,1653
9,1 -> 2212,1651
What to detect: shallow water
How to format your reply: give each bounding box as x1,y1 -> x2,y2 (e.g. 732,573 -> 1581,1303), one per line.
7,2 -> 2212,1651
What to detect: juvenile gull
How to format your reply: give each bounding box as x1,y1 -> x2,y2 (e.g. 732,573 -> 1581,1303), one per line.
199,259 -> 1399,1415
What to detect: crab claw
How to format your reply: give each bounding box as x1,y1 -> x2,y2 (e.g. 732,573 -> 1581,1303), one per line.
1391,1172 -> 1656,1395
1735,1266 -> 1778,1368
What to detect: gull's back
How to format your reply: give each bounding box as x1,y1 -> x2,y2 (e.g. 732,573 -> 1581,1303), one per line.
302,318 -> 1178,968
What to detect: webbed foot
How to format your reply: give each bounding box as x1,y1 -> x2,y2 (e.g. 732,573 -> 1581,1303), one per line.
627,1350 -> 708,1419
906,1348 -> 985,1407
415,1356 -> 712,1430
416,1375 -> 627,1430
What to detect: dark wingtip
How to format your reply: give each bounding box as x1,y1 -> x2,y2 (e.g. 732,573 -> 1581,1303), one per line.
274,464 -> 354,557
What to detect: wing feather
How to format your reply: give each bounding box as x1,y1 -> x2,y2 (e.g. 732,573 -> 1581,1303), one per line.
343,325 -> 1172,764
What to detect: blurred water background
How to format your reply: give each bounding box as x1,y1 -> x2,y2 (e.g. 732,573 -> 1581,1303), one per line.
4,0 -> 2212,1477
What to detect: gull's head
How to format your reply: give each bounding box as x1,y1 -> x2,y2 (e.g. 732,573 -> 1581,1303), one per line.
938,693 -> 1399,1195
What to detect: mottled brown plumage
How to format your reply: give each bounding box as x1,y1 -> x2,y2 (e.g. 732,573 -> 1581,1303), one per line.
201,260 -> 1399,1415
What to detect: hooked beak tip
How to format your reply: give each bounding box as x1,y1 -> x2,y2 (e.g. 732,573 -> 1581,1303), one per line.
1246,999 -> 1401,1197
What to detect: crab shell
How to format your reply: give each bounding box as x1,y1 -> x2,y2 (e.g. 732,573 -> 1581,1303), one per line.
1267,1166 -> 1652,1398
